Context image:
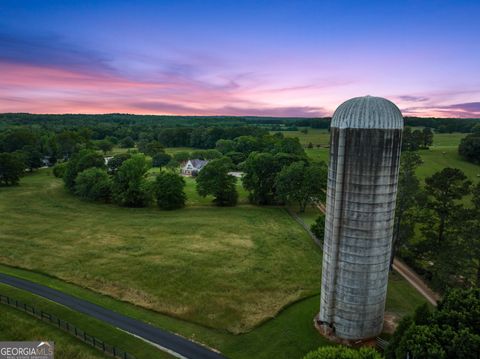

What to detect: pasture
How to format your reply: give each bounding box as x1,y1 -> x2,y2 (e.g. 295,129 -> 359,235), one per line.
286,128 -> 479,182
0,170 -> 322,334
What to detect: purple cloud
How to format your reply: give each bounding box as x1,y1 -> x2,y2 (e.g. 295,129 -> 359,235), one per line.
442,102 -> 480,112
398,95 -> 429,102
132,101 -> 326,117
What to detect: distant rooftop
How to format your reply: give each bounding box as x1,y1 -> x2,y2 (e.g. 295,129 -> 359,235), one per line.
331,96 -> 404,129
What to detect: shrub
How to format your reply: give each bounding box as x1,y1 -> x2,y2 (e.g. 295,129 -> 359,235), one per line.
53,162 -> 67,178
303,346 -> 382,359
311,214 -> 325,240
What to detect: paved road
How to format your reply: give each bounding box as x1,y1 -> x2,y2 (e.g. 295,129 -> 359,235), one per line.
0,273 -> 226,359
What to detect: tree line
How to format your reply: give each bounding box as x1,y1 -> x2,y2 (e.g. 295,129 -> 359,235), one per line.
393,147 -> 480,290
48,130 -> 328,212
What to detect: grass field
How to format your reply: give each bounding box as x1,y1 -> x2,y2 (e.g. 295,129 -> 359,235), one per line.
0,297 -> 107,359
417,134 -> 480,181
0,170 -> 322,334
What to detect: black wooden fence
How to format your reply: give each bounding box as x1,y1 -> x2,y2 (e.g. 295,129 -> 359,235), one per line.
0,293 -> 136,359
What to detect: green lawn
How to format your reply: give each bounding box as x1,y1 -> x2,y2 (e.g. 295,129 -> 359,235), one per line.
0,297 -> 107,359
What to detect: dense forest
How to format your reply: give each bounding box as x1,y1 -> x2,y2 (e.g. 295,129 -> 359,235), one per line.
1,113 -> 479,132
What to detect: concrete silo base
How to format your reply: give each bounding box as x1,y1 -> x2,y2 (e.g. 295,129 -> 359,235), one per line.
313,314 -> 378,347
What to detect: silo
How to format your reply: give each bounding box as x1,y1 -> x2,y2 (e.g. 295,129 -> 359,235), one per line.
318,96 -> 403,340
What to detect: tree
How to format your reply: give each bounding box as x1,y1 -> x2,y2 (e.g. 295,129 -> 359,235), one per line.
166,159 -> 180,171
191,149 -> 222,160
422,168 -> 471,244
387,288 -> 480,359
0,128 -> 37,152
97,139 -> 113,155
460,182 -> 480,287
242,152 -> 282,205
20,145 -> 43,171
422,127 -> 434,148
458,133 -> 480,164
63,149 -> 105,191
311,215 -> 325,241
74,168 -> 112,202
152,152 -> 172,168
107,153 -> 131,174
112,154 -> 151,207
152,172 -> 186,210
119,136 -> 135,149
275,161 -> 327,212
215,139 -> 236,154
56,131 -> 79,158
196,157 -> 238,206
0,152 -> 25,186
233,136 -> 262,155
273,137 -> 306,156
391,151 -> 422,267
304,346 -> 382,359
225,151 -> 246,166
421,168 -> 471,288
173,151 -> 190,163
138,140 -> 164,157
402,127 -> 421,151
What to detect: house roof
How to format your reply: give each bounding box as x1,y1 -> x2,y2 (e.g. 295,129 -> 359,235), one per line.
187,159 -> 208,169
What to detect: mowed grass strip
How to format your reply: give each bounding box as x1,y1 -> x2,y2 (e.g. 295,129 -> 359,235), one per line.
0,305 -> 107,359
0,170 -> 321,333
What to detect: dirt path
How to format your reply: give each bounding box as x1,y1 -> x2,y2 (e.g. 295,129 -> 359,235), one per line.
392,259 -> 440,306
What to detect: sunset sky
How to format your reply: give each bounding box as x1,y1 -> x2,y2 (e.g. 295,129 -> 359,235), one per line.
1,0 -> 479,117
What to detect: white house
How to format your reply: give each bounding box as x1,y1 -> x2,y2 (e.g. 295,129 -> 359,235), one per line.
181,159 -> 208,176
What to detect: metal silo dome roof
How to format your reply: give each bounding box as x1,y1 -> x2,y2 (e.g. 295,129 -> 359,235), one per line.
331,96 -> 404,129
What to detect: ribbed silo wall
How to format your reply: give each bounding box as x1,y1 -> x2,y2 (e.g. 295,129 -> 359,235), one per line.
319,127 -> 402,340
